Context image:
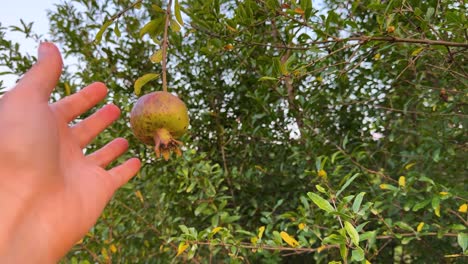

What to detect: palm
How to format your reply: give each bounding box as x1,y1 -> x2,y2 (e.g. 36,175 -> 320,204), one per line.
0,43 -> 140,262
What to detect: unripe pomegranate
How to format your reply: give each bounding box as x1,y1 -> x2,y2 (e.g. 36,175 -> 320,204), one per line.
130,91 -> 189,160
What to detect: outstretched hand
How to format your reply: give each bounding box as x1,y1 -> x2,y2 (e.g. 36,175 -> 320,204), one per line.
0,42 -> 141,262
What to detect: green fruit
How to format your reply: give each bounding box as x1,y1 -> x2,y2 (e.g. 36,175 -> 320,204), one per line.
130,91 -> 189,160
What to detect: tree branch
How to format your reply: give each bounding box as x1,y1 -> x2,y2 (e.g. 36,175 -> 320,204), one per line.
192,25 -> 468,49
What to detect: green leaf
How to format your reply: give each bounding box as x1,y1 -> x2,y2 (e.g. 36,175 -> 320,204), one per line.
174,0 -> 183,25
411,47 -> 424,57
344,221 -> 359,246
457,233 -> 467,252
412,199 -> 431,211
258,76 -> 277,81
139,18 -> 164,39
170,19 -> 181,32
336,173 -> 360,197
426,7 -> 435,20
114,23 -> 121,38
150,49 -> 163,63
179,225 -> 189,234
194,203 -> 208,216
322,234 -> 346,244
152,4 -> 165,13
339,243 -> 348,260
307,192 -> 335,213
134,73 -> 160,95
315,185 -> 327,193
351,247 -> 365,261
94,19 -> 113,44
352,192 -> 366,213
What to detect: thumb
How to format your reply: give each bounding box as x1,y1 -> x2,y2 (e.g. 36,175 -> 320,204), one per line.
15,42 -> 63,102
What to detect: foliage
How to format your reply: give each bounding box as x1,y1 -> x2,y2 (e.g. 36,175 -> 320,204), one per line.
1,0 -> 467,263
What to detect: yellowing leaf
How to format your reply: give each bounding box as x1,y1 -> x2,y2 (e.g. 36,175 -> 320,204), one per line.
366,260 -> 372,264
439,191 -> 449,196
226,24 -> 238,32
459,203 -> 468,213
101,248 -> 109,260
294,7 -> 305,15
224,44 -> 234,51
134,73 -> 160,95
411,47 -> 424,57
298,223 -> 306,230
280,231 -> 299,247
317,169 -> 327,178
405,162 -> 416,170
109,244 -> 117,253
135,190 -> 144,203
317,245 -> 327,253
170,19 -> 181,32
250,236 -> 258,244
64,82 -> 71,96
211,227 -> 222,235
76,238 -> 83,245
316,76 -> 323,82
150,50 -> 163,63
434,205 -> 441,217
373,53 -> 381,60
258,226 -> 265,239
398,176 -> 406,187
416,222 -> 425,232
176,242 -> 189,257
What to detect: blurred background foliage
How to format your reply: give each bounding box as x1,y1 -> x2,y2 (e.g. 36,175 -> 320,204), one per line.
1,0 -> 467,263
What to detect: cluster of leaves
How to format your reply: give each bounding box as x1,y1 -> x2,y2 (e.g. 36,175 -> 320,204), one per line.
1,0 -> 467,263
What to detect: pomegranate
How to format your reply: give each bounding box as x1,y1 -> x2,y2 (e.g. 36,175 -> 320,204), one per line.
130,91 -> 189,160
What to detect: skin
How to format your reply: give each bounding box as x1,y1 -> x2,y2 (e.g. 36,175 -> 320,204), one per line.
0,42 -> 141,262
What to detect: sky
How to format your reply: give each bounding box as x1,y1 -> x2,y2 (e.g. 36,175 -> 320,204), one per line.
0,0 -> 61,88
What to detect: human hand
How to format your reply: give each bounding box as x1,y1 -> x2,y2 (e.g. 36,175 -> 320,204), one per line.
0,42 -> 141,262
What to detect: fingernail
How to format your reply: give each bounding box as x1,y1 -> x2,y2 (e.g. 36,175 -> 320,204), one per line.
38,42 -> 49,61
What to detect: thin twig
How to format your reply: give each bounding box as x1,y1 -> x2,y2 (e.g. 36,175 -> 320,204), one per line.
161,0 -> 173,92
109,0 -> 143,22
192,240 -> 338,253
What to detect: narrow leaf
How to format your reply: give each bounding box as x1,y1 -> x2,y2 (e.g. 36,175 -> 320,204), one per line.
352,192 -> 366,213
150,50 -> 163,63
280,231 -> 299,247
151,4 -> 165,13
336,173 -> 359,197
307,192 -> 335,213
176,242 -> 189,256
114,23 -> 121,37
139,18 -> 164,39
344,221 -> 360,246
457,233 -> 467,252
134,73 -> 160,95
352,247 -> 365,261
64,82 -> 71,96
258,76 -> 277,81
94,19 -> 113,44
258,226 -> 265,239
175,0 -> 183,25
